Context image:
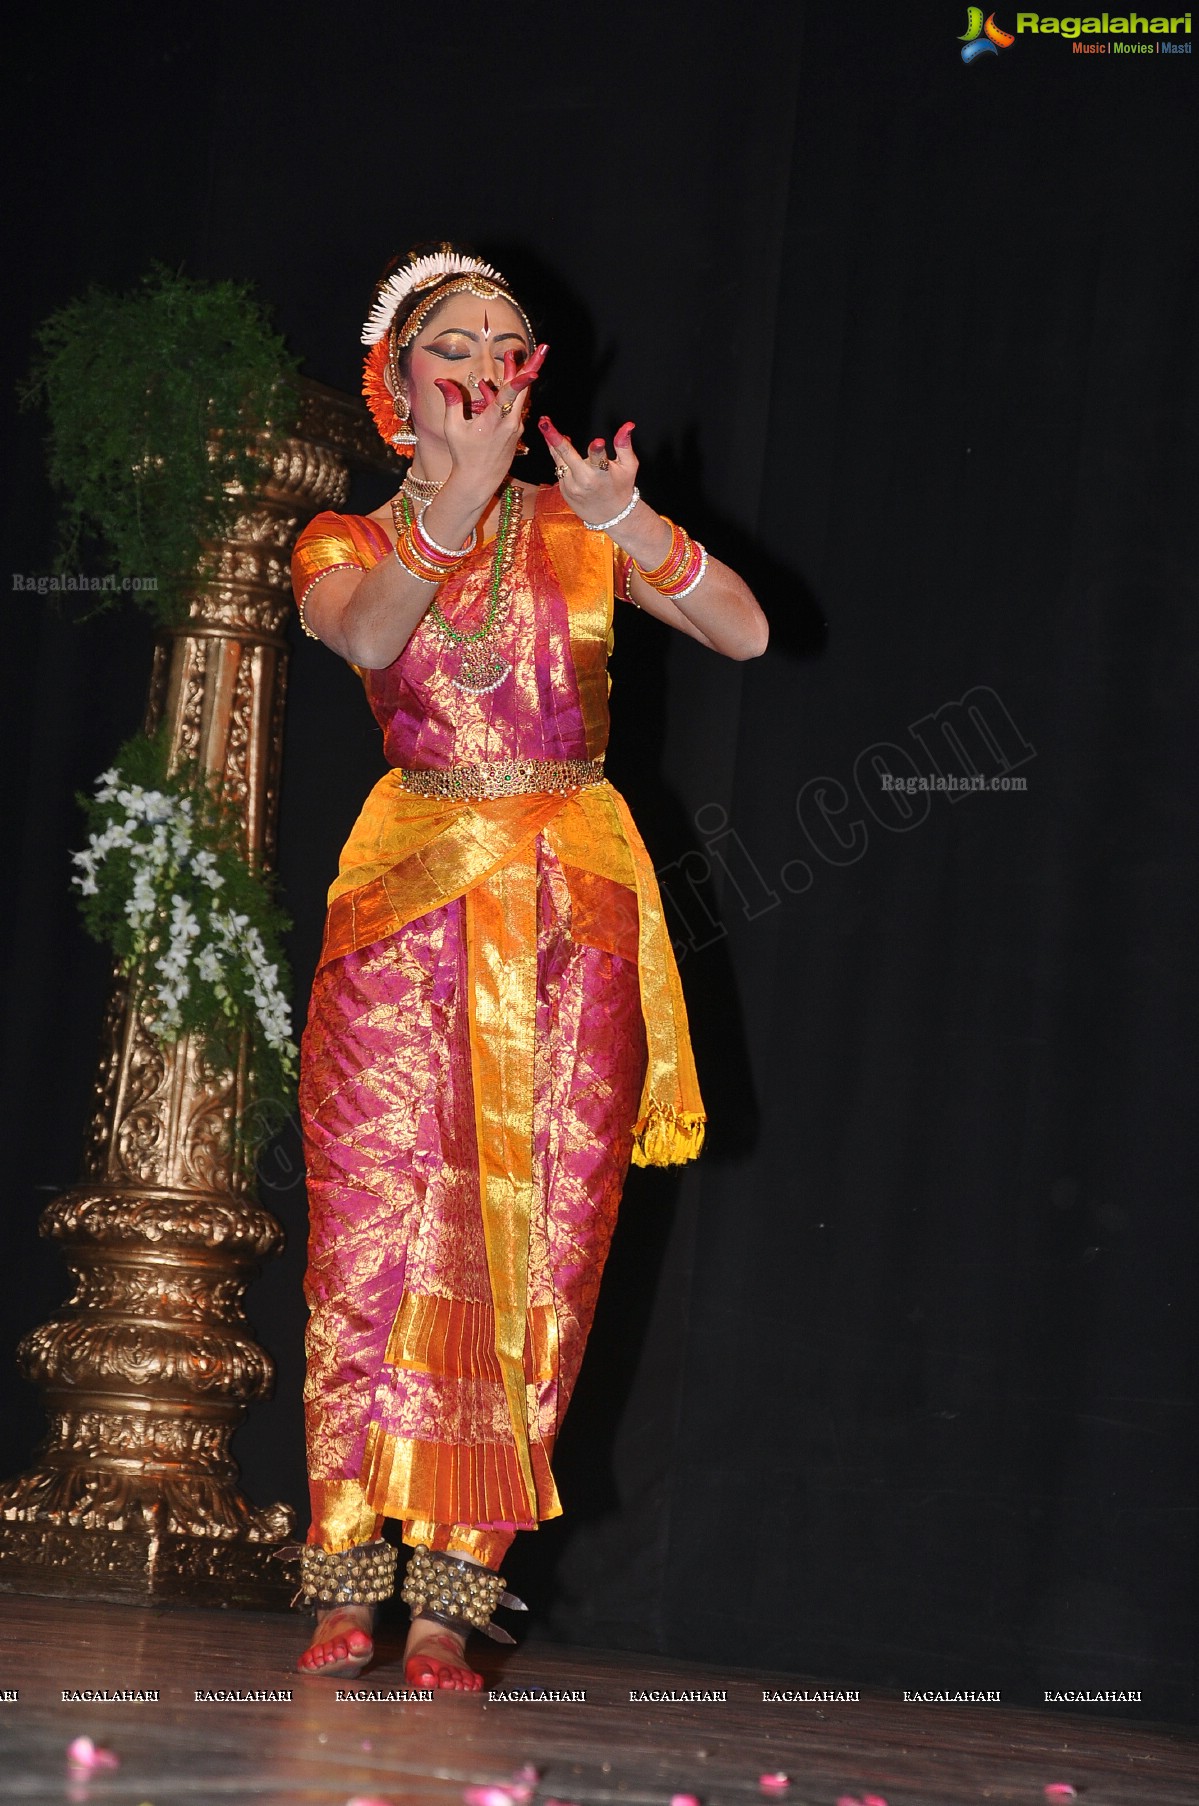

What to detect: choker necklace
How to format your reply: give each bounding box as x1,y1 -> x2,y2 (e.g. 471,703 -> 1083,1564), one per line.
391,483 -> 523,694
400,470 -> 444,505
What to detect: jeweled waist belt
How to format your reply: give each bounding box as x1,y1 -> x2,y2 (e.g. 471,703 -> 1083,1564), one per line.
396,757 -> 605,802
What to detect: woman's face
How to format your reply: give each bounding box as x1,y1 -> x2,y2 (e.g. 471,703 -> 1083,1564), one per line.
403,292 -> 530,440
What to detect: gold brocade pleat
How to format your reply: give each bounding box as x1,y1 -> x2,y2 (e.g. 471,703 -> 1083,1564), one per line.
381,1293 -> 556,1383
463,847 -> 541,1517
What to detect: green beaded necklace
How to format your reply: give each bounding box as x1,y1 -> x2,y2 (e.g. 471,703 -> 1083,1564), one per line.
393,482 -> 522,694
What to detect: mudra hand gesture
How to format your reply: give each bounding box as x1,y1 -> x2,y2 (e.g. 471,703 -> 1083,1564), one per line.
538,413 -> 639,530
433,345 -> 547,505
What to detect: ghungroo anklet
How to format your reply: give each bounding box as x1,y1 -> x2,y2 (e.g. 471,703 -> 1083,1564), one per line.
400,1544 -> 527,1644
297,1539 -> 398,1608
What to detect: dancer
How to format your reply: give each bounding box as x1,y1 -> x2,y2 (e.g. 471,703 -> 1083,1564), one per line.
290,245 -> 767,1689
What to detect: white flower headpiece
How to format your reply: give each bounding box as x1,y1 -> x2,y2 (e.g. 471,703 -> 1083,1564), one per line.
361,251 -> 503,346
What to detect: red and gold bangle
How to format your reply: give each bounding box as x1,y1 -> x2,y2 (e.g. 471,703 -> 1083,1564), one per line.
394,528 -> 463,585
634,518 -> 690,586
631,517 -> 709,600
664,541 -> 708,599
391,495 -> 474,585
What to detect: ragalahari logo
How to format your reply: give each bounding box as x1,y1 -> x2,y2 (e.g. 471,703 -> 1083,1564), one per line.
960,8 -> 1016,58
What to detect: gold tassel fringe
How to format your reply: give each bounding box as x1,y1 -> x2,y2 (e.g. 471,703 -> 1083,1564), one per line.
631,1104 -> 707,1168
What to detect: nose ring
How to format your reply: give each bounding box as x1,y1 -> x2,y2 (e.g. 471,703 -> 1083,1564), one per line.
467,372 -> 481,390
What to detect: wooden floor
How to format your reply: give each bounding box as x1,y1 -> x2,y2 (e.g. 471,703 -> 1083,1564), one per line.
0,1595 -> 1193,1805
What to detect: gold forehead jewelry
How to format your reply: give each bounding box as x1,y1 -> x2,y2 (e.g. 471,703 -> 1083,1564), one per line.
395,275 -> 535,352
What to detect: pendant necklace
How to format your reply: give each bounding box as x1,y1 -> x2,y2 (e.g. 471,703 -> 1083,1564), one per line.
391,483 -> 523,694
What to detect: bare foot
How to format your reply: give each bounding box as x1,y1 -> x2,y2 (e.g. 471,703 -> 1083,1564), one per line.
403,1616 -> 482,1692
296,1605 -> 375,1679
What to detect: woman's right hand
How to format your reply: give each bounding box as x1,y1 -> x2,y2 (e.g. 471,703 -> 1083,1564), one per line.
434,344 -> 547,506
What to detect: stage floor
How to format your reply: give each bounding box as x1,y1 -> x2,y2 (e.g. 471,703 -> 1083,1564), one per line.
0,1595 -> 1193,1804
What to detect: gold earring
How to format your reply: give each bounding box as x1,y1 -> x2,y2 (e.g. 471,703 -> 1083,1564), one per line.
391,390 -> 418,453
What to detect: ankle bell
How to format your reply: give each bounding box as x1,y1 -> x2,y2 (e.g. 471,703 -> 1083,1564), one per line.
400,1544 -> 527,1644
297,1538 -> 398,1608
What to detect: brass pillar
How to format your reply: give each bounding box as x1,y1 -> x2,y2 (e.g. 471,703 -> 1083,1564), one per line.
0,381 -> 396,1607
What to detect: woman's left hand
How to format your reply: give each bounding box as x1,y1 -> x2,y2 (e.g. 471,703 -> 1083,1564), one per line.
538,415 -> 638,526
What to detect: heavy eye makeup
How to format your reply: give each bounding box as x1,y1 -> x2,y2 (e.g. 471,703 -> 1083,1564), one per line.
424,337 -> 472,362
420,333 -> 529,365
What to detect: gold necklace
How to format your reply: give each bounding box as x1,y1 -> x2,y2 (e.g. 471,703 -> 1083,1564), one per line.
391,483 -> 523,694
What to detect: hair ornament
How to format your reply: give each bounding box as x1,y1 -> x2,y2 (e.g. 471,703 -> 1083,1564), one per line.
361,250 -> 502,345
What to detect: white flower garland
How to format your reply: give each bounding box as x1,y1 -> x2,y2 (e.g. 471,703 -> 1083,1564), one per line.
72,761 -> 297,1080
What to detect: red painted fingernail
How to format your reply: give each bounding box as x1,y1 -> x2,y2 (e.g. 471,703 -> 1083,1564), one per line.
434,379 -> 460,402
614,419 -> 635,445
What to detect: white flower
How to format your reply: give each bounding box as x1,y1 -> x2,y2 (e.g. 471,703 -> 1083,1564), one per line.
196,945 -> 223,984
169,894 -> 200,936
192,850 -> 224,889
98,822 -> 135,852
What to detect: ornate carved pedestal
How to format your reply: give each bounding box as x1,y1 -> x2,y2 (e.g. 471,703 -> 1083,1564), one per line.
0,381 -> 396,1608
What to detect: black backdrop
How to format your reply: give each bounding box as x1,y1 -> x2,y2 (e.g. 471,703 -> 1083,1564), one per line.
3,1 -> 1196,1722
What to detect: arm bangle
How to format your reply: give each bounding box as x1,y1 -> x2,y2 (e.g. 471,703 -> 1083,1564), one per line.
584,488 -> 641,533
296,562 -> 360,638
416,505 -> 479,560
667,543 -> 708,600
393,539 -> 444,585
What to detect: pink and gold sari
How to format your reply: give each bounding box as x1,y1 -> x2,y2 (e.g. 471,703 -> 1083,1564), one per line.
291,486 -> 703,1570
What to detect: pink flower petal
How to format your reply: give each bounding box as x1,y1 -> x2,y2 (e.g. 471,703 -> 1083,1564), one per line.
346,1797 -> 394,1806
861,1797 -> 889,1806
66,1738 -> 120,1771
671,1795 -> 702,1806
759,1777 -> 791,1794
1044,1790 -> 1078,1803
463,1791 -> 522,1806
